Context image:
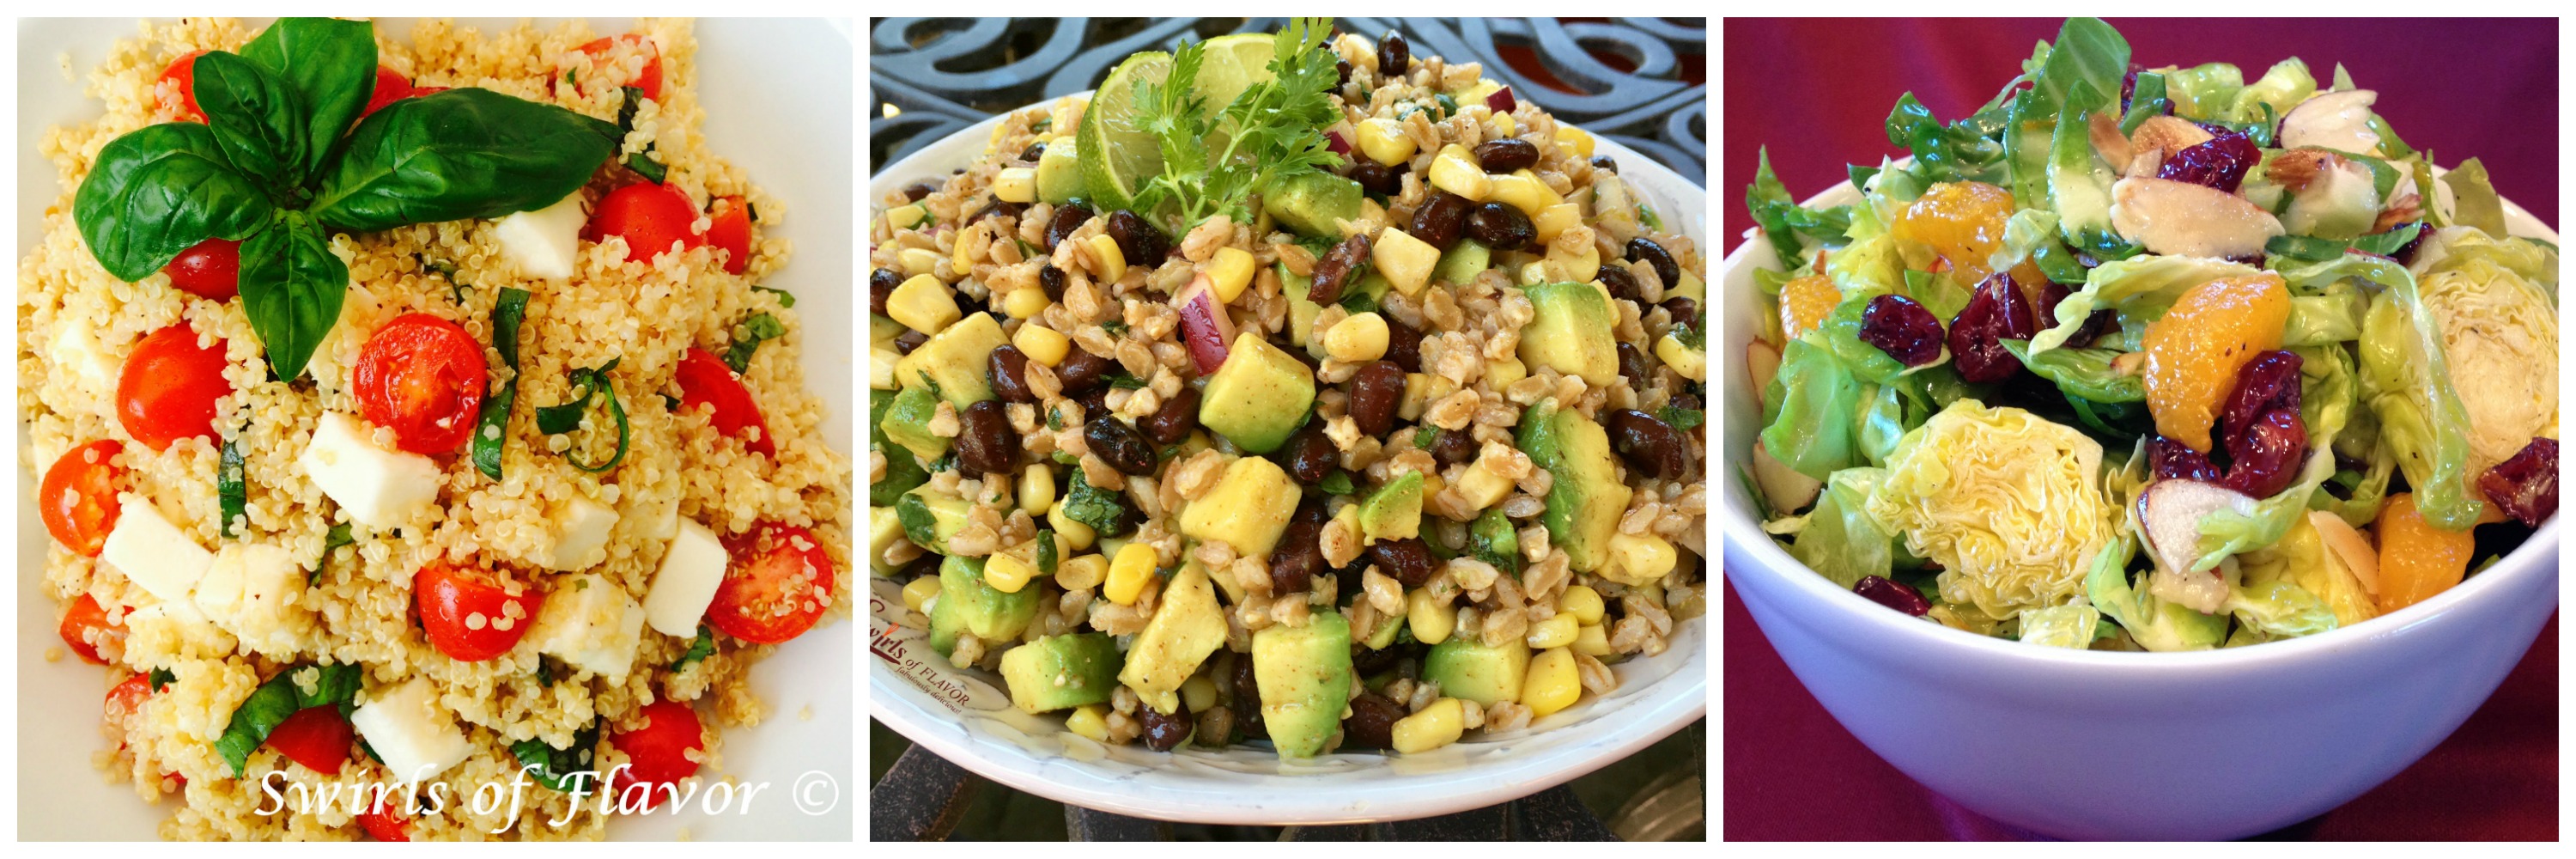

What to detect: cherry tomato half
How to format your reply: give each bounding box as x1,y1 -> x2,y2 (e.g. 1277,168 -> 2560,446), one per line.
58,593 -> 126,666
675,347 -> 775,457
42,440 -> 126,557
164,238 -> 240,301
105,672 -> 155,733
117,324 -> 232,452
353,314 -> 489,454
575,34 -> 665,101
360,65 -> 413,119
708,196 -> 753,276
156,50 -> 210,122
708,522 -> 835,644
610,700 -> 704,810
356,795 -> 410,842
265,705 -> 354,776
584,182 -> 705,264
412,560 -> 541,662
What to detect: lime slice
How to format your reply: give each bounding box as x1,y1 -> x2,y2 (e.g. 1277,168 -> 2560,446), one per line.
1195,34 -> 1278,163
1078,51 -> 1173,213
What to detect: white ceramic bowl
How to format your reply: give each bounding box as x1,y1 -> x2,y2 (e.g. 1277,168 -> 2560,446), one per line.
15,18 -> 855,841
1718,176 -> 2561,839
868,99 -> 1709,825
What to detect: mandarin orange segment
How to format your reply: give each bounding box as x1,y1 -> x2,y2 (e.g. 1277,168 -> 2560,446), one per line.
1778,273 -> 1839,343
2140,273 -> 2291,452
2372,493 -> 2476,614
1892,181 -> 2018,284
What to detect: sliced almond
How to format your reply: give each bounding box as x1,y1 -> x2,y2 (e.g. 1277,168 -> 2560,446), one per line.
2123,145 -> 2167,180
2088,110 -> 2135,174
1752,441 -> 1823,515
2279,88 -> 2381,155
2267,149 -> 2340,192
2308,510 -> 2381,596
2129,115 -> 2215,158
2109,177 -> 2286,259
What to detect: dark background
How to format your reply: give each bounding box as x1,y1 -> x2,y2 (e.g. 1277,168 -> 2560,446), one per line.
1720,18 -> 2559,840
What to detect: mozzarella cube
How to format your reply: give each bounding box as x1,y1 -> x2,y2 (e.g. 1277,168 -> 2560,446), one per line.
532,572 -> 647,679
193,542 -> 310,655
538,493 -> 621,571
49,322 -> 119,401
300,411 -> 441,528
101,496 -> 214,603
644,519 -> 729,637
492,192 -> 588,280
349,678 -> 471,783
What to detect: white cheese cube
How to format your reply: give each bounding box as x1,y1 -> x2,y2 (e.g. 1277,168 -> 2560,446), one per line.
644,519 -> 729,637
100,496 -> 214,604
538,493 -> 621,571
349,678 -> 471,783
49,322 -> 119,401
193,542 -> 310,655
299,411 -> 441,528
531,572 -> 647,679
493,192 -> 588,280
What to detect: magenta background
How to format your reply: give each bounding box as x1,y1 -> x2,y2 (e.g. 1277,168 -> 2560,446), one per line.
1719,18 -> 2560,840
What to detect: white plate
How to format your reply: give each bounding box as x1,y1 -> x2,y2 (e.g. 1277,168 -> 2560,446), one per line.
866,96 -> 1710,825
15,18 -> 854,841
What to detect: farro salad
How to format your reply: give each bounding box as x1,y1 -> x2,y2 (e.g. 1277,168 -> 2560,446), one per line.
871,19 -> 1708,760
25,18 -> 848,839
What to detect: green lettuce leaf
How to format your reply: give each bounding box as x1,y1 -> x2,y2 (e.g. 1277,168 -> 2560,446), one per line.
2437,157 -> 2506,239
1790,467 -> 1896,589
2346,257 -> 2487,529
2231,58 -> 2316,124
2164,63 -> 2244,121
2029,255 -> 2263,353
2017,602 -> 2102,649
2282,283 -> 2366,346
2000,339 -> 2142,403
1762,339 -> 1866,481
2085,536 -> 2227,652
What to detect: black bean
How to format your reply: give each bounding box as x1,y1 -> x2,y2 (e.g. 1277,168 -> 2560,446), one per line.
1335,58 -> 1352,89
1428,428 -> 1476,468
1142,387 -> 1200,445
1341,693 -> 1406,750
1604,408 -> 1690,480
1103,210 -> 1169,270
1282,423 -> 1340,485
892,330 -> 927,354
901,179 -> 940,201
1407,192 -> 1472,252
1349,641 -> 1406,677
1662,297 -> 1699,327
1596,265 -> 1641,304
869,267 -> 901,316
1307,234 -> 1373,304
1464,202 -> 1534,251
988,345 -> 1036,404
1589,155 -> 1618,174
899,551 -> 943,582
1084,415 -> 1158,476
1056,348 -> 1113,394
1017,141 -> 1047,163
954,401 -> 1017,477
1378,31 -> 1408,78
1139,702 -> 1194,752
1366,537 -> 1437,588
1627,237 -> 1680,289
1383,319 -> 1423,373
1616,342 -> 1649,388
964,200 -> 1023,228
1070,386 -> 1110,423
1042,202 -> 1094,252
1037,264 -> 1066,298
1349,161 -> 1404,197
1472,137 -> 1540,174
1269,500 -> 1330,594
1347,361 -> 1406,437
1230,654 -> 1267,739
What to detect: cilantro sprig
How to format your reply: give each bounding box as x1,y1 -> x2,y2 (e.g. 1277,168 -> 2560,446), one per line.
1127,18 -> 1345,231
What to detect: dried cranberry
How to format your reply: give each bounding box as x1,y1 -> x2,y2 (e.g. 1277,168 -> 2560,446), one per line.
2158,128 -> 2261,193
2150,435 -> 2223,482
2220,350 -> 2303,439
1946,272 -> 2037,382
2221,409 -> 2307,498
1856,295 -> 1944,366
2032,281 -> 2117,348
1854,576 -> 1929,617
2478,437 -> 2559,527
2389,221 -> 2431,265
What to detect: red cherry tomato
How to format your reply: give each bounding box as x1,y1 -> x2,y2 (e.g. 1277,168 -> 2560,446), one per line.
58,593 -> 126,666
360,65 -> 413,119
353,314 -> 489,454
412,560 -> 541,662
610,700 -> 704,810
105,672 -> 155,729
708,522 -> 835,644
356,795 -> 410,842
410,85 -> 451,98
675,347 -> 775,456
584,182 -> 704,263
163,238 -> 240,301
708,196 -> 754,276
156,50 -> 210,122
117,324 -> 231,452
575,34 -> 665,101
42,440 -> 126,557
264,705 -> 354,776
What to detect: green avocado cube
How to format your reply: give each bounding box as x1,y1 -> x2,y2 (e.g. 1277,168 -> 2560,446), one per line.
895,312 -> 1006,408
1198,333 -> 1314,454
1358,470 -> 1424,543
1254,612 -> 1353,759
1000,633 -> 1121,714
1516,282 -> 1619,387
1423,633 -> 1531,706
1118,561 -> 1229,715
1176,457 -> 1303,560
1432,238 -> 1492,288
1036,138 -> 1083,204
1261,172 -> 1364,239
927,554 -> 1038,657
879,385 -> 950,466
1516,399 -> 1631,574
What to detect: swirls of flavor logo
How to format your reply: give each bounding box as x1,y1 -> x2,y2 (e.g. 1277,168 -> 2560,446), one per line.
254,761 -> 842,833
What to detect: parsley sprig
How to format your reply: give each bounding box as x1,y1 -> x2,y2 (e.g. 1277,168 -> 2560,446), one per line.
1127,18 -> 1345,230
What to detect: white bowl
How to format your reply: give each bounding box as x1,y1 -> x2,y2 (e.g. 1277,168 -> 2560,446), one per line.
1718,175 -> 2561,840
15,18 -> 855,841
867,100 -> 1709,825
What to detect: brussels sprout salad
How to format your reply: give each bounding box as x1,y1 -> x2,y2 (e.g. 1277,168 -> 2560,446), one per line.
1742,17 -> 2558,650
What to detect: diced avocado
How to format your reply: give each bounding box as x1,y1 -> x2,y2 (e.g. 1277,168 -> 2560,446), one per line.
1433,238 -> 1492,287
1253,612 -> 1353,759
1118,561 -> 1229,715
895,312 -> 1007,408
866,506 -> 905,576
896,488 -> 972,554
871,389 -> 931,505
1516,400 -> 1631,573
871,313 -> 906,350
879,385 -> 950,466
1198,333 -> 1315,454
1036,138 -> 1084,204
1358,471 -> 1424,543
1364,611 -> 1406,649
1516,283 -> 1619,387
1000,632 -> 1121,714
1282,264 -> 1321,348
927,554 -> 1039,657
1176,456 -> 1303,559
1261,172 -> 1364,239
1423,633 -> 1530,706
1470,508 -> 1520,576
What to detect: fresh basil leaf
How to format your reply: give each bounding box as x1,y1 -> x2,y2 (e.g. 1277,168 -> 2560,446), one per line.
73,123 -> 274,282
219,437 -> 246,539
670,626 -> 717,673
211,662 -> 361,777
510,722 -> 601,793
2265,234 -> 2350,262
2120,71 -> 2169,135
1340,290 -> 1377,314
1657,405 -> 1706,431
311,88 -> 620,231
753,285 -> 797,308
238,210 -> 349,381
314,521 -> 355,584
471,285 -> 522,479
191,51 -> 311,192
236,16 -> 379,179
625,150 -> 668,185
724,313 -> 787,374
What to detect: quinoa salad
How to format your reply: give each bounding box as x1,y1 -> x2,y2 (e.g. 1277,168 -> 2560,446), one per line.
870,20 -> 1709,761
22,18 -> 849,839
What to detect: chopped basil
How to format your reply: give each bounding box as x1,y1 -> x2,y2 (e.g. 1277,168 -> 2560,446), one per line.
212,662 -> 361,777
723,312 -> 787,374
670,625 -> 717,672
1658,405 -> 1705,431
752,284 -> 796,308
313,522 -> 355,584
509,722 -> 601,793
1413,426 -> 1438,448
218,437 -> 246,539
1036,530 -> 1060,575
534,360 -> 631,473
896,493 -> 940,548
474,287 -> 531,480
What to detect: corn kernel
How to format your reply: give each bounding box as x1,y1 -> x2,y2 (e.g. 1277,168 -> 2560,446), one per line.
1486,172 -> 1552,216
1084,234 -> 1127,284
1106,542 -> 1158,606
1492,112 -> 1516,137
1019,466 -> 1056,516
1656,334 -> 1706,381
1603,532 -> 1677,586
1669,270 -> 1707,304
1485,357 -> 1526,390
1526,612 -> 1580,649
992,167 -> 1038,204
1546,243 -> 1600,283
1428,145 -> 1492,201
1532,202 -> 1580,243
1354,117 -> 1417,167
1066,704 -> 1111,741
1323,312 -> 1391,362
1371,227 -> 1443,295
897,247 -> 944,279
1558,585 -> 1605,625
1207,247 -> 1257,302
1048,503 -> 1097,551
1572,623 -> 1613,656
1554,125 -> 1595,160
868,507 -> 906,575
902,575 -> 942,613
1391,698 -> 1465,753
1003,286 -> 1051,320
1407,588 -> 1456,645
1014,323 -> 1072,366
952,230 -> 975,272
984,551 -> 1038,594
1451,459 -> 1512,512
1055,553 -> 1109,591
887,274 -> 962,334
885,204 -> 928,230
1181,675 -> 1219,713
1517,261 -> 1548,286
1399,372 -> 1434,422
870,348 -> 901,389
1522,649 -> 1581,717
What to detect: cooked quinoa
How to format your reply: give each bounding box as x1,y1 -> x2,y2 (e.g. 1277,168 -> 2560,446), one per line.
870,23 -> 1707,760
21,18 -> 849,840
